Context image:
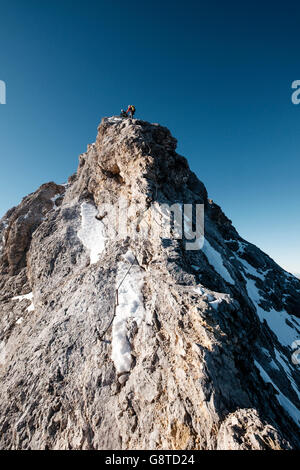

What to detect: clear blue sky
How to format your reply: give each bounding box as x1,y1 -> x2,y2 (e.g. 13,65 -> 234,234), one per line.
0,0 -> 299,273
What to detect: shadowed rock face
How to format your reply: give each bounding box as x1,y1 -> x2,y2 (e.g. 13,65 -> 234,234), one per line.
0,117 -> 299,450
0,183 -> 65,298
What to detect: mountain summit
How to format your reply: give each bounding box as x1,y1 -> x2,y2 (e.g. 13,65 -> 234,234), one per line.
0,117 -> 299,450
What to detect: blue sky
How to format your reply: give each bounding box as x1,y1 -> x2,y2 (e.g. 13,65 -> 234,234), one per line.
0,0 -> 299,273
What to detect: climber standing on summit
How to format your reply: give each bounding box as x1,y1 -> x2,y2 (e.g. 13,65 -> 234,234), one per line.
127,104 -> 136,119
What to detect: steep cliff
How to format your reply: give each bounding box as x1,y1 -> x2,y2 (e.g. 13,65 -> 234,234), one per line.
0,117 -> 299,450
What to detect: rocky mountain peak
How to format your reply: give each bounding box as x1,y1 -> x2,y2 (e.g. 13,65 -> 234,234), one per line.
0,117 -> 299,450
69,117 -> 207,209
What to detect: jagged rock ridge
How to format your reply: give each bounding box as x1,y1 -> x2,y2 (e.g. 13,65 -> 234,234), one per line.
0,116 -> 299,450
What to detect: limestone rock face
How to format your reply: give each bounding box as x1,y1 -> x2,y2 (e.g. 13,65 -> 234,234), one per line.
0,116 -> 299,450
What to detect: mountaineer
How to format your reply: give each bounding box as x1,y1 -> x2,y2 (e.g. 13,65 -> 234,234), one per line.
120,109 -> 128,118
126,104 -> 136,118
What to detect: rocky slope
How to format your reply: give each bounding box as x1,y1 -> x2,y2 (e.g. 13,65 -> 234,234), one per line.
0,116 -> 299,450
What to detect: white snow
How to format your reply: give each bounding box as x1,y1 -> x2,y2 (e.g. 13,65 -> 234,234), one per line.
111,251 -> 145,374
225,239 -> 270,281
12,292 -> 33,302
274,349 -> 300,401
27,302 -> 35,312
16,317 -> 23,325
78,202 -> 106,264
193,286 -> 205,296
202,239 -> 235,285
193,286 -> 231,309
245,277 -> 300,347
235,254 -> 266,281
224,239 -> 247,253
236,240 -> 247,254
209,293 -> 230,310
51,194 -> 61,210
12,292 -> 35,312
107,117 -> 123,123
224,238 -> 268,281
255,360 -> 300,427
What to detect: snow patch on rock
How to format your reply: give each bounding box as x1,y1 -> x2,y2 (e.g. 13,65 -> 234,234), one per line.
106,116 -> 123,124
51,194 -> 62,210
192,265 -> 201,271
202,239 -> 235,285
274,349 -> 300,401
78,202 -> 106,264
235,254 -> 266,281
111,251 -> 145,374
193,285 -> 231,310
12,292 -> 35,312
209,293 -> 231,310
255,360 -> 300,427
245,277 -> 300,347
